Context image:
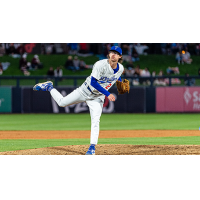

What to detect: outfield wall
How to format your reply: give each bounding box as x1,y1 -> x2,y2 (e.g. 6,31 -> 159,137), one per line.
1,86 -> 200,113
21,87 -> 148,113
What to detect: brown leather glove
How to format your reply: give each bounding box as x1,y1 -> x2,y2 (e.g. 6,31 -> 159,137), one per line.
116,79 -> 130,95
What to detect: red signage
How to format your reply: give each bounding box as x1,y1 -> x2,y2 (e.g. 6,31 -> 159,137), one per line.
183,87 -> 200,112
156,87 -> 200,112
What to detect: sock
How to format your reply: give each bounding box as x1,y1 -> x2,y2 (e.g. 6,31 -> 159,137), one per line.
90,144 -> 96,148
47,85 -> 53,92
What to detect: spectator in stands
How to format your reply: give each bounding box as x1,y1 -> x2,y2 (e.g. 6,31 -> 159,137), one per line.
124,66 -> 134,85
41,44 -> 46,54
121,43 -> 130,55
50,43 -> 56,54
134,43 -> 149,55
175,50 -> 183,64
134,65 -> 141,77
78,43 -> 89,54
166,43 -> 171,55
19,54 -> 28,70
184,73 -> 195,86
61,43 -> 68,54
19,54 -> 30,76
45,43 -> 56,54
0,43 -> 5,56
73,56 -> 80,70
0,63 -> 3,75
6,43 -> 17,55
166,67 -> 180,74
153,70 -> 166,86
68,43 -> 78,55
131,47 -> 140,62
132,65 -> 141,85
158,69 -> 164,76
163,69 -> 181,85
140,67 -> 151,85
54,66 -> 63,81
65,55 -> 76,71
144,67 -> 151,76
125,67 -> 134,77
79,59 -> 88,71
121,43 -> 131,62
47,67 -> 55,78
171,43 -> 179,54
133,65 -> 141,76
182,49 -> 193,64
152,71 -> 156,77
31,55 -> 43,70
17,43 -> 26,55
158,70 -> 166,86
152,71 -> 159,85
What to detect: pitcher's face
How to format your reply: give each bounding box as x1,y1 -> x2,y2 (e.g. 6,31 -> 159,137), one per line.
109,51 -> 122,62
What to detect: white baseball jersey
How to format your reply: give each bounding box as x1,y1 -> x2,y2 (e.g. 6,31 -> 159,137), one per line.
50,59 -> 124,145
79,59 -> 124,99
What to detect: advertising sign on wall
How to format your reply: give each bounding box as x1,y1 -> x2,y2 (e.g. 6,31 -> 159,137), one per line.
156,87 -> 200,112
183,87 -> 200,112
22,87 -> 146,113
0,87 -> 12,112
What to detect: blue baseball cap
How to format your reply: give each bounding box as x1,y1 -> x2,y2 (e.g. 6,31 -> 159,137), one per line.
109,46 -> 122,55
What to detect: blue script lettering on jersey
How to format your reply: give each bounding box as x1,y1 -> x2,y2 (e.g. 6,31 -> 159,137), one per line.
98,76 -> 117,84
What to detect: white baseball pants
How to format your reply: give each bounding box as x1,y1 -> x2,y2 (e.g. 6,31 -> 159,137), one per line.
50,88 -> 103,145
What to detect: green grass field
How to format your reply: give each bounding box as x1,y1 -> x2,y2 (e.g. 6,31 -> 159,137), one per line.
0,113 -> 200,152
0,113 -> 200,130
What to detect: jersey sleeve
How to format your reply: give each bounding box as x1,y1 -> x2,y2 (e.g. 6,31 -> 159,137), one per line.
90,61 -> 103,80
91,76 -> 110,97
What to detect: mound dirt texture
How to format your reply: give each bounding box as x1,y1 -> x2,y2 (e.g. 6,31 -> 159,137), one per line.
0,130 -> 200,155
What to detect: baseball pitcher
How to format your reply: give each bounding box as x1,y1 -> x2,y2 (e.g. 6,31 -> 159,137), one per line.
33,46 -> 129,155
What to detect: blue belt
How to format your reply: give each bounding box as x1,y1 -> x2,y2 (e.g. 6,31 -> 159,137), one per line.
84,82 -> 96,95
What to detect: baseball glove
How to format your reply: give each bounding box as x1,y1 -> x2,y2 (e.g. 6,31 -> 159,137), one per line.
116,79 -> 130,95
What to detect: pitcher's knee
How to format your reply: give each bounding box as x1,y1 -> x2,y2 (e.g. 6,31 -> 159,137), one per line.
58,99 -> 67,107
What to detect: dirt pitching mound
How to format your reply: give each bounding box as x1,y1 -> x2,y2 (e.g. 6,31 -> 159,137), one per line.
1,144 -> 200,155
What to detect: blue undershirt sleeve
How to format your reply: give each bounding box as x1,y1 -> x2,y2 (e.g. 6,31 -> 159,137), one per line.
118,77 -> 122,82
91,76 -> 110,97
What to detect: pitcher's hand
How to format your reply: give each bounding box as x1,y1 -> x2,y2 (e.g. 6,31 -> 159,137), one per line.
108,94 -> 115,101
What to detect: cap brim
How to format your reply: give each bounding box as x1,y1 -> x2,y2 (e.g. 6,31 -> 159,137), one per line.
109,50 -> 122,55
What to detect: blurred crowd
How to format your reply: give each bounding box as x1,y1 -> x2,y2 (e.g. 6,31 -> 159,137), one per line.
0,43 -> 199,86
1,43 -> 200,57
39,43 -> 200,57
19,53 -> 43,76
123,60 -> 183,86
46,55 -> 92,80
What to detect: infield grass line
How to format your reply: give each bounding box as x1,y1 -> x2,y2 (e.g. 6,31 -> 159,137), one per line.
1,136 -> 200,152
